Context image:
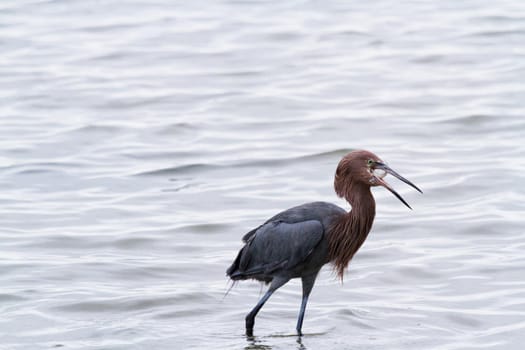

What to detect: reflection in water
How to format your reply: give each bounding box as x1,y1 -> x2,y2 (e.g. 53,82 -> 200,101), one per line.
296,336 -> 307,350
245,335 -> 272,350
244,335 -> 307,350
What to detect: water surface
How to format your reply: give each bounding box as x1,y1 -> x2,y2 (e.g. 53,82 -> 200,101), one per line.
1,0 -> 525,349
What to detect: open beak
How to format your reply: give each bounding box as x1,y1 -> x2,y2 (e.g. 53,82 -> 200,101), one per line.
374,162 -> 422,209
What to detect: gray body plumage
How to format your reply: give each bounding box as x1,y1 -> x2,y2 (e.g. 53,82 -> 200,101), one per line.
227,201 -> 345,283
226,201 -> 345,335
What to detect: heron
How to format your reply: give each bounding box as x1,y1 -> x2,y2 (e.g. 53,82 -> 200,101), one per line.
226,150 -> 421,336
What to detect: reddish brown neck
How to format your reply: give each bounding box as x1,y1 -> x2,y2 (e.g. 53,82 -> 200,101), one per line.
328,184 -> 376,280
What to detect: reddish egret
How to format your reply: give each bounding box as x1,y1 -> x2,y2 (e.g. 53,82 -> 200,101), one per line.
227,150 -> 421,336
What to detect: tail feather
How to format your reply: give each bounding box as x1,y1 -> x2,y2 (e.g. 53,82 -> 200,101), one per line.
226,246 -> 272,282
226,247 -> 243,278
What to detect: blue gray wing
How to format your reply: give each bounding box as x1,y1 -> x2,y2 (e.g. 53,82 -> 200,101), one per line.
227,220 -> 324,279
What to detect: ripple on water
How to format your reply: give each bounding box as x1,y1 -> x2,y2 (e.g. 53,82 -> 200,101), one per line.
54,291 -> 212,314
135,163 -> 218,176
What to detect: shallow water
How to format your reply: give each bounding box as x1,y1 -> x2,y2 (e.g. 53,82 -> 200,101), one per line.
1,0 -> 525,349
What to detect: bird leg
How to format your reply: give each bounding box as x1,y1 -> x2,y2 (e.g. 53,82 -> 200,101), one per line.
296,273 -> 317,336
245,277 -> 288,336
245,288 -> 274,336
296,294 -> 309,336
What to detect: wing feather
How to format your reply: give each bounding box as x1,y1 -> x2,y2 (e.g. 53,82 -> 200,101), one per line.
228,220 -> 324,279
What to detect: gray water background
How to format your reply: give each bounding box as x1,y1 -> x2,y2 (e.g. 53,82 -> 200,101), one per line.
1,0 -> 525,349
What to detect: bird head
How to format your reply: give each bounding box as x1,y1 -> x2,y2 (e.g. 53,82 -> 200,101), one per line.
334,150 -> 422,209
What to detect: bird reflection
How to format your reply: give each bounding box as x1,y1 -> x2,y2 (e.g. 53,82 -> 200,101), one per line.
244,334 -> 308,350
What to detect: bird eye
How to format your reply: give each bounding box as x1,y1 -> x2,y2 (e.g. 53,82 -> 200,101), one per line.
367,159 -> 374,166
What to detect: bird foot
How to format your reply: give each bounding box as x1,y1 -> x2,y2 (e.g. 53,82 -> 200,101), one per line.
245,327 -> 254,337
